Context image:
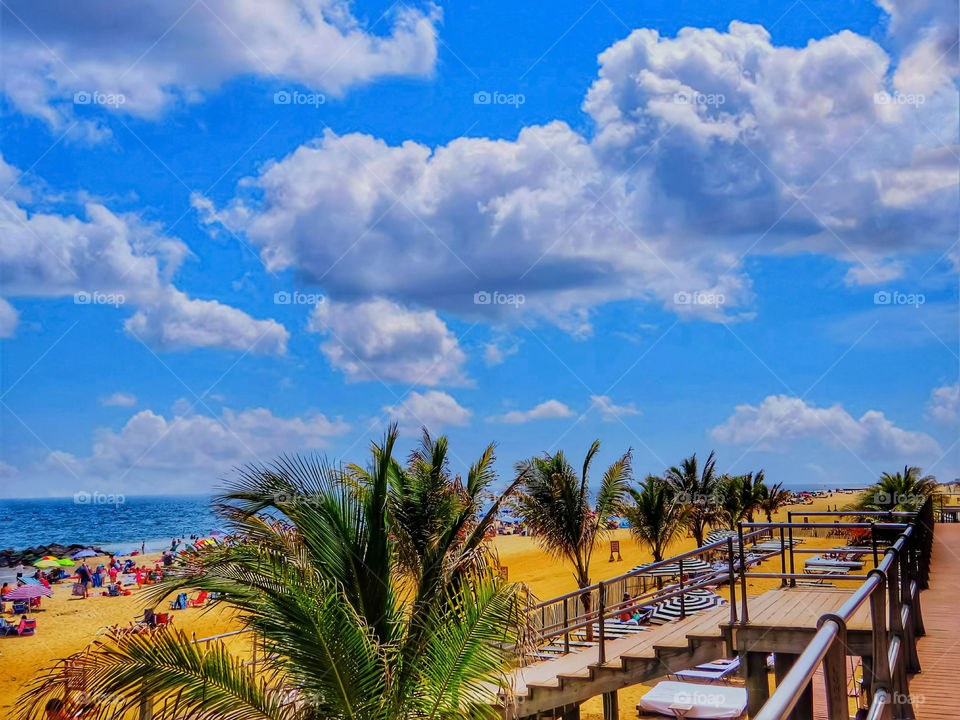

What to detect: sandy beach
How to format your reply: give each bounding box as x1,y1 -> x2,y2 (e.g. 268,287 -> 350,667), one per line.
0,491 -> 894,718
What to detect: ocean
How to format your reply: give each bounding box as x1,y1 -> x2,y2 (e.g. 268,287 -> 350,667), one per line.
0,495 -> 220,553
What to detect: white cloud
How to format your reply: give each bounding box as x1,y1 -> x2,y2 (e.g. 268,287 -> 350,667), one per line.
309,298 -> 467,385
1,1 -> 439,138
844,260 -> 905,286
484,339 -> 520,366
927,383 -> 959,425
711,394 -> 941,458
0,298 -> 18,338
34,406 -> 350,495
100,392 -> 136,407
590,395 -> 641,422
383,391 -> 471,434
488,399 -> 574,424
0,460 -> 18,478
200,8 -> 957,335
0,156 -> 287,354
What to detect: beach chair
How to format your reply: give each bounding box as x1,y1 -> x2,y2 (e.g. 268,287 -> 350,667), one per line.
107,584 -> 121,597
188,590 -> 208,608
11,602 -> 27,615
169,592 -> 188,610
154,613 -> 171,628
674,657 -> 741,682
3,617 -> 36,636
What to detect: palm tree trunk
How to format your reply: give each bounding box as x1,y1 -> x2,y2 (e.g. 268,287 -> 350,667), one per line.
580,589 -> 593,641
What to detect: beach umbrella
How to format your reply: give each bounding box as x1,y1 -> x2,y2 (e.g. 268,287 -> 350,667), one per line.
40,555 -> 58,560
4,584 -> 53,600
706,529 -> 738,544
649,589 -> 726,624
33,559 -> 60,568
71,549 -> 97,559
56,559 -> 75,566
209,530 -> 224,536
632,558 -> 714,577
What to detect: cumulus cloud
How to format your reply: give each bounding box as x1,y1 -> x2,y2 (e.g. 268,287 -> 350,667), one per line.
100,392 -> 136,407
0,298 -> 18,338
383,391 -> 471,433
590,395 -> 641,422
35,406 -> 350,494
927,383 -> 959,424
484,339 -> 520,366
199,7 -> 957,335
0,156 -> 287,354
488,399 -> 574,424
711,394 -> 941,458
1,0 -> 439,138
309,298 -> 467,385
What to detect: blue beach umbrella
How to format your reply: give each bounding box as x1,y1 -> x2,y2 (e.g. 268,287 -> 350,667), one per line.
72,549 -> 97,559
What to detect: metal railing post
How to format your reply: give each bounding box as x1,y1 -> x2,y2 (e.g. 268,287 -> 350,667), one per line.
597,581 -> 606,665
779,526 -> 787,587
679,557 -> 686,619
737,523 -> 749,624
787,511 -> 796,587
871,521 -> 879,568
563,598 -> 570,654
727,538 -> 737,624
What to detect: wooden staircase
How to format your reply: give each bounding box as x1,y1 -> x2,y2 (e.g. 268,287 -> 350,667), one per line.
497,605 -> 732,718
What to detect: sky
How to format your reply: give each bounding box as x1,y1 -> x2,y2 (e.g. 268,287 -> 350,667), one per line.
0,0 -> 958,499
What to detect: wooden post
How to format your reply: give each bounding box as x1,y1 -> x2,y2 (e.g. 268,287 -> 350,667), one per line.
562,598 -> 570,654
773,653 -> 813,720
561,703 -> 581,720
601,690 -> 618,720
821,625 -> 848,720
745,650 -> 769,718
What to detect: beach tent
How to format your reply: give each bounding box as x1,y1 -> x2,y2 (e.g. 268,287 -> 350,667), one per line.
637,681 -> 746,719
4,584 -> 53,600
71,549 -> 97,559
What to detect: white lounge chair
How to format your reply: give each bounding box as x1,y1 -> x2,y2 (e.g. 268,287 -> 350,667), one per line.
637,681 -> 747,718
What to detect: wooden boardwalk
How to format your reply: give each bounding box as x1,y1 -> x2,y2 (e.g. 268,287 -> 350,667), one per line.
909,523 -> 960,720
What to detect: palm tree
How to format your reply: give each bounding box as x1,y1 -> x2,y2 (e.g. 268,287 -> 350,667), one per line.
758,480 -> 792,522
741,470 -> 767,522
622,475 -> 689,563
19,427 -> 525,720
515,441 -> 631,636
849,466 -> 937,513
665,451 -> 719,547
715,474 -> 754,530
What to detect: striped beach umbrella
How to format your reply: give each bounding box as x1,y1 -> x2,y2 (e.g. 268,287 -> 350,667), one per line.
632,558 -> 714,577
649,589 -> 726,624
4,584 -> 53,600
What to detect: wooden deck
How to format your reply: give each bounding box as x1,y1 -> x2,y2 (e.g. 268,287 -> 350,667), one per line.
909,523 -> 960,720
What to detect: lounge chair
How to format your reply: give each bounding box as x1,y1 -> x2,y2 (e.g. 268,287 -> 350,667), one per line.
11,602 -> 27,615
187,590 -> 208,608
638,681 -> 746,719
675,657 -> 741,682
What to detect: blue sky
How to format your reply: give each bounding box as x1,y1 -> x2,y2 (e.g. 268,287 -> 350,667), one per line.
1,0 -> 957,498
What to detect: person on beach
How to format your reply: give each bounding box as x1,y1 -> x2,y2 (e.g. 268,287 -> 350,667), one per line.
108,564 -> 118,583
76,562 -> 91,598
15,561 -> 23,580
